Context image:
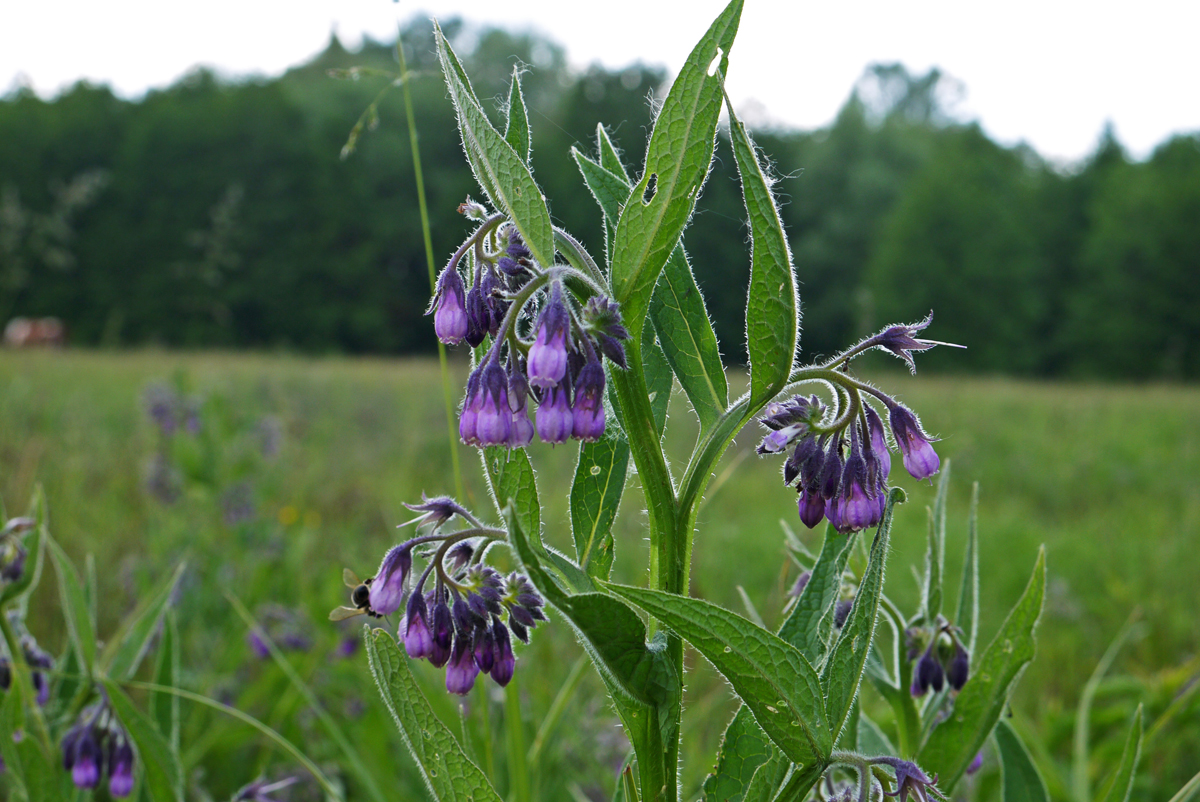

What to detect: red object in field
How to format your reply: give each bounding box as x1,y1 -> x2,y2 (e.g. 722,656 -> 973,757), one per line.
4,317 -> 66,348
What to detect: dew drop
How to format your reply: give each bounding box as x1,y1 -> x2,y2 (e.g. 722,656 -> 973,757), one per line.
723,646 -> 732,653
1003,639 -> 1013,653
776,700 -> 786,707
430,770 -> 438,778
590,465 -> 602,476
766,705 -> 777,714
422,729 -> 431,739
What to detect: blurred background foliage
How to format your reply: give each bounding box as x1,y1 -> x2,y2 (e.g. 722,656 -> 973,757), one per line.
2,18 -> 1197,377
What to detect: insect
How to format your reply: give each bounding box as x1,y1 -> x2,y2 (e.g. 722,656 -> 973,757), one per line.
328,568 -> 383,620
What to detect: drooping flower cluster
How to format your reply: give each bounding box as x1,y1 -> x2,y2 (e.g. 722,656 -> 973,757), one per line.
332,496 -> 546,695
428,208 -> 628,449
906,619 -> 971,697
757,316 -> 949,534
61,700 -> 136,797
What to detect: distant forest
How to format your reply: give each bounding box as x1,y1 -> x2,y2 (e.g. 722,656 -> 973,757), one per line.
2,19 -> 1197,378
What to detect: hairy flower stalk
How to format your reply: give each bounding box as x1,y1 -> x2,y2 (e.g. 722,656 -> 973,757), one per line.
756,319 -> 955,532
332,495 -> 545,695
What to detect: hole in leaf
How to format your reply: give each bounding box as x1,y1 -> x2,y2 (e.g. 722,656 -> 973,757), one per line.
707,48 -> 724,77
642,173 -> 658,205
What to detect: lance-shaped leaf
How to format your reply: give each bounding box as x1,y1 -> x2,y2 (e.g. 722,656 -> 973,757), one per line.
504,66 -> 530,163
779,526 -> 855,664
822,489 -> 902,744
1099,706 -> 1143,802
47,537 -> 96,674
434,23 -> 554,267
571,433 -> 630,581
703,524 -> 857,800
724,94 -> 797,406
149,610 -> 181,755
482,446 -> 540,549
995,720 -> 1050,802
365,628 -> 503,802
102,562 -> 185,680
703,707 -> 776,802
104,679 -> 185,802
607,583 -> 831,765
0,676 -> 69,801
597,124 -> 631,182
608,0 -> 742,339
574,148 -> 727,431
920,547 -> 1046,789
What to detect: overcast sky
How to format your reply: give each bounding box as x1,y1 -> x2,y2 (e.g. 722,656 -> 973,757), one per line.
3,1 -> 1197,163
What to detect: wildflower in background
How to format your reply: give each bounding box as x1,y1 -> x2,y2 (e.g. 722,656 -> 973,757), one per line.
143,383 -> 179,436
143,452 -> 182,505
247,606 -> 313,659
221,482 -> 256,527
61,700 -> 136,797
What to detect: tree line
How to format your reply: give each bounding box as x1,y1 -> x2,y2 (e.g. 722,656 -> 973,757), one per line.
1,19 -> 1196,378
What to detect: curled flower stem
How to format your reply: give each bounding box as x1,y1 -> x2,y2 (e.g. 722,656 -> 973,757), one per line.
431,527 -> 506,590
448,213 -> 507,274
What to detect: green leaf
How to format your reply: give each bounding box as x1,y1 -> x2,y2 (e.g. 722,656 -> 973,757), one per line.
364,628 -> 503,802
822,489 -> 902,745
778,526 -> 855,664
103,679 -> 185,802
47,537 -> 96,674
919,547 -> 1046,789
597,124 -> 631,182
741,750 -> 789,802
0,675 -> 68,802
434,23 -> 554,267
724,95 -> 797,406
642,329 -> 672,439
607,583 -> 831,765
149,610 -> 181,754
956,481 -> 980,654
608,0 -> 743,340
573,148 -> 727,430
649,249 -> 728,431
571,433 -> 630,580
995,720 -> 1050,802
0,518 -> 42,606
1099,706 -> 1143,802
102,562 -> 185,680
924,461 -> 951,621
702,707 -> 775,802
505,504 -> 672,709
482,446 -> 540,544
504,66 -> 530,163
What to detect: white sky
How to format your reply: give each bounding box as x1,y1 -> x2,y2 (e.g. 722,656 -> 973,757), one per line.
2,0 -> 1197,163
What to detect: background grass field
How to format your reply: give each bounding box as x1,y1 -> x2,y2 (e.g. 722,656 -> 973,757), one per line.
2,349 -> 1196,800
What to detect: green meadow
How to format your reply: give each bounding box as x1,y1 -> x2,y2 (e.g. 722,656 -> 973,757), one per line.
2,349 -> 1197,799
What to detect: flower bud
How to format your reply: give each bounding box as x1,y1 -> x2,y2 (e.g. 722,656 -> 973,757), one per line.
527,283 -> 570,389
947,644 -> 970,691
432,267 -> 469,345
490,620 -> 516,686
403,592 -> 433,659
108,738 -> 135,798
571,359 -> 606,442
535,383 -> 573,444
446,634 -> 480,695
889,404 -> 939,480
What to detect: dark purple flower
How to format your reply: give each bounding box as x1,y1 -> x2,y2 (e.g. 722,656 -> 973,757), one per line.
834,598 -> 854,628
1,540 -> 27,582
429,597 -> 454,668
915,646 -> 945,695
824,494 -> 845,532
446,634 -> 480,695
0,658 -> 10,691
581,296 -> 630,369
536,382 -> 573,444
839,429 -> 882,532
143,383 -> 179,436
368,544 -> 413,616
889,405 -> 939,480
432,266 -> 469,345
528,283 -> 570,389
69,729 -> 101,789
473,624 -> 496,673
788,571 -> 812,597
464,281 -> 488,348
797,489 -> 826,530
402,495 -> 470,529
873,756 -> 941,802
819,445 -> 844,501
572,359 -> 606,442
757,395 -> 823,454
108,739 -> 134,798
947,644 -> 970,691
403,592 -> 433,659
246,631 -> 269,658
490,619 -> 515,686
864,312 -> 939,374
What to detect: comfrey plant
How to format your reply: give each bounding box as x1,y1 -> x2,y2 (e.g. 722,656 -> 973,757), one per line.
327,4 -> 1123,801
